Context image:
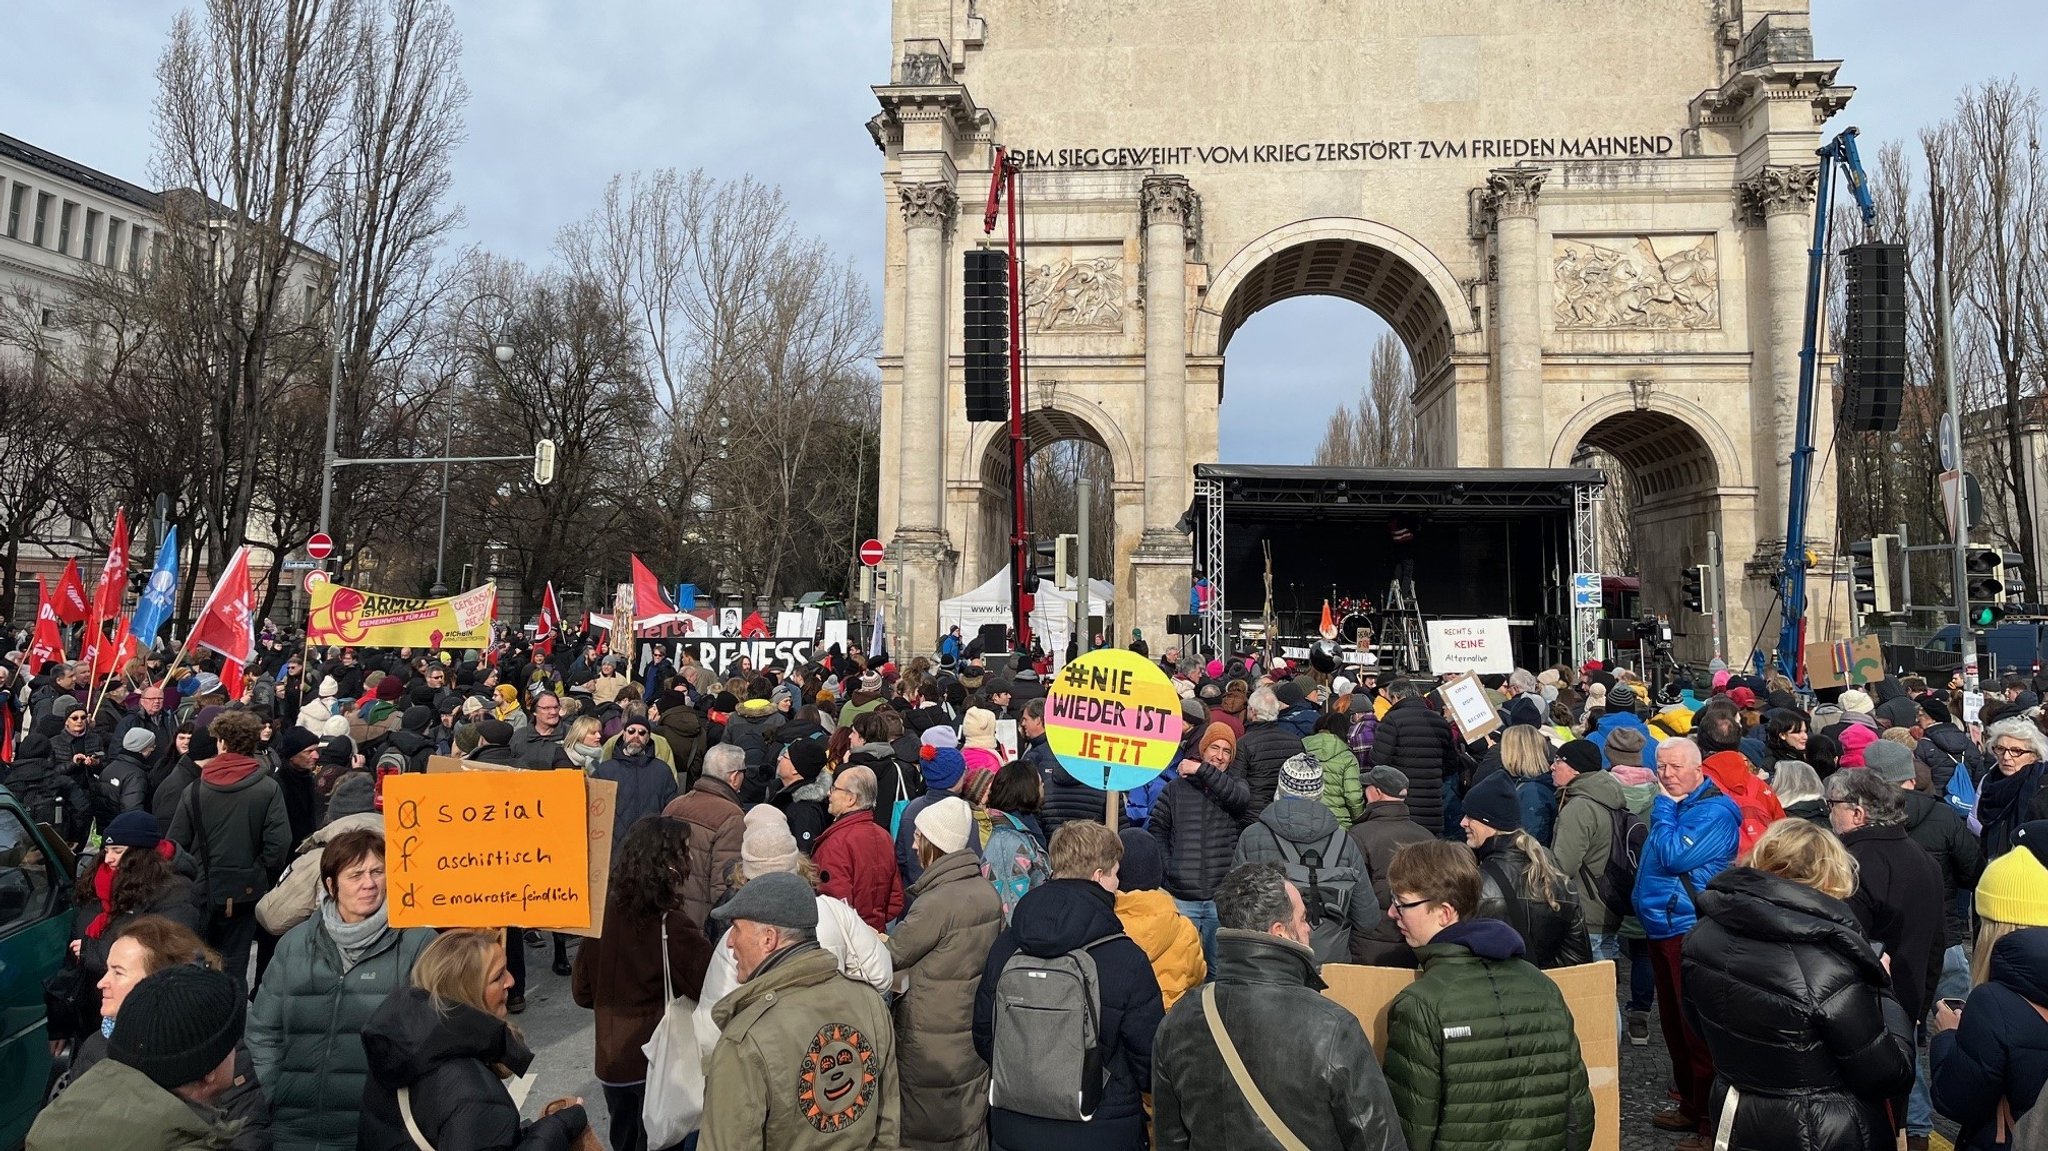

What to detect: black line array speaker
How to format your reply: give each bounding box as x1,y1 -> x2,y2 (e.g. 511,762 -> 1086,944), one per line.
963,249 -> 1009,422
977,623 -> 1010,654
1165,614 -> 1201,635
1842,241 -> 1907,434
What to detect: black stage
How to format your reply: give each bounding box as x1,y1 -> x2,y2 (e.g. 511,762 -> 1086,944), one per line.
1191,464 -> 1605,671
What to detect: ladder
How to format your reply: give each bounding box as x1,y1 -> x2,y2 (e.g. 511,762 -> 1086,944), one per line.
1382,579 -> 1428,674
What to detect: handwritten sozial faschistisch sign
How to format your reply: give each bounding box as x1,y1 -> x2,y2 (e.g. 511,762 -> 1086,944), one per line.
385,770 -> 590,931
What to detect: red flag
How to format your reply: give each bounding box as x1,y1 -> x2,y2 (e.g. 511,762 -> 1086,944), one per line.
740,611 -> 770,639
535,582 -> 561,655
54,558 -> 89,625
630,554 -> 676,616
91,617 -> 136,678
188,546 -> 256,664
25,576 -> 66,674
93,507 -> 130,621
219,657 -> 246,702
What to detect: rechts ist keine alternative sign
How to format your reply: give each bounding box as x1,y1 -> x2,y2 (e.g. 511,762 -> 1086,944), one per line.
1046,648 -> 1185,793
384,770 -> 591,931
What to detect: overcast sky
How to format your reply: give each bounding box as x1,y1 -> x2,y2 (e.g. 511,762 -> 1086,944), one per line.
10,1 -> 2044,462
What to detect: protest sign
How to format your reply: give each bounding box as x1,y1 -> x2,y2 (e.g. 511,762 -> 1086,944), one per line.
1045,647 -> 1185,793
1435,671 -> 1502,743
1804,634 -> 1883,689
385,770 -> 590,930
1323,960 -> 1619,1151
306,580 -> 496,649
419,756 -> 615,937
1424,618 -> 1513,674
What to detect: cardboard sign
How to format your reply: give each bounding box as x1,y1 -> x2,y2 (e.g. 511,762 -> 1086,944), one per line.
305,580 -> 496,649
422,756 -> 616,938
1322,960 -> 1620,1151
1804,634 -> 1883,690
822,619 -> 850,651
1435,671 -> 1502,743
1046,647 -> 1185,793
1425,618 -> 1513,675
385,770 -> 590,930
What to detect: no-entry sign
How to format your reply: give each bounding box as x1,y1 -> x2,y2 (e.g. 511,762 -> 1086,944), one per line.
306,532 -> 334,560
858,538 -> 886,567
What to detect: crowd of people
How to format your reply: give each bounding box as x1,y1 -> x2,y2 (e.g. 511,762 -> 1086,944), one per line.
11,623 -> 2048,1151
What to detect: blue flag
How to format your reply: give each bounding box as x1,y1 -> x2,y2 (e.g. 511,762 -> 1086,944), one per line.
129,526 -> 180,649
676,583 -> 697,612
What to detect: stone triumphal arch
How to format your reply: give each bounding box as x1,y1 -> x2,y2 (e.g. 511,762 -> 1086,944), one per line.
870,0 -> 1849,658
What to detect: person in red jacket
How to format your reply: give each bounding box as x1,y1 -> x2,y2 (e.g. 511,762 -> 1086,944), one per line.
1701,749 -> 1786,855
813,764 -> 906,931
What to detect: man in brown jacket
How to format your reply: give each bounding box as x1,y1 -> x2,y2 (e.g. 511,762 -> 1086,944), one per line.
664,742 -> 747,927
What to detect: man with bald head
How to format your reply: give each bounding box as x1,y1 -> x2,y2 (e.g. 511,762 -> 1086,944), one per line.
813,763 -> 906,930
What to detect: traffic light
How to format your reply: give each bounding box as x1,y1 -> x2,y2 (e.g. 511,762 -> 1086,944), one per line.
1030,538 -> 1056,586
1849,535 -> 1895,620
1967,547 -> 2006,628
873,568 -> 889,595
1681,565 -> 1706,613
531,439 -> 557,486
2002,551 -> 2027,604
963,249 -> 1009,422
1054,533 -> 1077,589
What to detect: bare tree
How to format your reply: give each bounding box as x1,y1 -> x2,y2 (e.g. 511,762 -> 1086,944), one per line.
1026,440 -> 1115,582
1312,333 -> 1419,467
0,362 -> 87,617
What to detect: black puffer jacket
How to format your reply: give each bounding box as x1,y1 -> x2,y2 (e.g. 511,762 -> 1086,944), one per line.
1682,867 -> 1915,1151
1474,837 -> 1592,970
1933,928 -> 2048,1150
1036,734 -> 1117,837
1153,929 -> 1404,1151
1916,723 -> 1983,794
1901,788 -> 1985,948
973,879 -> 1162,1151
361,986 -> 587,1151
1230,720 -> 1305,816
1148,761 -> 1253,902
845,741 -> 924,824
3,737 -> 91,845
1371,696 -> 1460,836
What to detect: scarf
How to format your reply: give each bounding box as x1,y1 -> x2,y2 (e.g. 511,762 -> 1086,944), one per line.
320,893 -> 392,972
566,741 -> 601,772
1979,762 -> 2046,853
86,840 -> 177,939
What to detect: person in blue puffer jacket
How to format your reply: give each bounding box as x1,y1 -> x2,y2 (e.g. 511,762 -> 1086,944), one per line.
1635,737 -> 1740,1138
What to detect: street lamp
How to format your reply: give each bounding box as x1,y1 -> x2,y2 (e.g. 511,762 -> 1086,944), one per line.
430,308 -> 516,596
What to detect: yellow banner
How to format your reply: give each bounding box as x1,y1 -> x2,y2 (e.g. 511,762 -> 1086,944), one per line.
305,578 -> 496,649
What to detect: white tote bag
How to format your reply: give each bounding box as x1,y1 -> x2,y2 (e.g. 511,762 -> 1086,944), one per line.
641,918 -> 706,1147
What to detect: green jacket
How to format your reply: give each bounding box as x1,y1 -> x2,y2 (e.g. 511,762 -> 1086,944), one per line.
245,913 -> 435,1151
29,1058 -> 238,1151
1385,918 -> 1593,1151
703,942 -> 901,1151
1549,769 -> 1629,932
1302,731 -> 1366,826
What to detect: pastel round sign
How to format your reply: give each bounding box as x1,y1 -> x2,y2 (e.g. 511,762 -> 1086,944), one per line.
1046,647 -> 1185,793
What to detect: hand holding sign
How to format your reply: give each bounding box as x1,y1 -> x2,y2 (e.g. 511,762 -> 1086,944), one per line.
1046,648 -> 1185,793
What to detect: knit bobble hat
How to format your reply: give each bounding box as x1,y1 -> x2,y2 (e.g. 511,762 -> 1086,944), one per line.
923,747 -> 967,792
1978,821 -> 2048,926
740,805 -> 802,878
1839,689 -> 1875,715
109,964 -> 245,1091
375,675 -> 403,701
920,726 -> 960,752
1463,771 -> 1523,833
914,795 -> 974,854
1276,753 -> 1325,800
960,707 -> 999,751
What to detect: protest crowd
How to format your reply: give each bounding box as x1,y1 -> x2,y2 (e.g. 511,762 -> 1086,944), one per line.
11,590 -> 2048,1151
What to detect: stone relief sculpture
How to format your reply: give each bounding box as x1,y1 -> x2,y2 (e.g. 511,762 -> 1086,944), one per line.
1024,256 -> 1126,331
1552,235 -> 1720,330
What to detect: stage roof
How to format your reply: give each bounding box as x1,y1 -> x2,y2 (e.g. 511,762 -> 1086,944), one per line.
1194,464 -> 1605,511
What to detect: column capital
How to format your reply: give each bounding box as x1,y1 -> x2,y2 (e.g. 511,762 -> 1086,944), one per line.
1140,174 -> 1198,228
898,181 -> 958,230
1482,164 -> 1550,222
1737,164 -> 1819,225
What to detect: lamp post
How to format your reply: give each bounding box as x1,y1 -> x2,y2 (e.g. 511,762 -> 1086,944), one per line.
431,339 -> 514,596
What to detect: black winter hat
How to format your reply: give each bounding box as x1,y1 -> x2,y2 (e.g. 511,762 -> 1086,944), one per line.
402,704 -> 435,734
475,718 -> 514,746
109,964 -> 245,1090
1558,739 -> 1605,775
784,737 -> 828,783
1463,770 -> 1523,833
1921,696 -> 1952,725
276,727 -> 321,762
1118,828 -> 1165,891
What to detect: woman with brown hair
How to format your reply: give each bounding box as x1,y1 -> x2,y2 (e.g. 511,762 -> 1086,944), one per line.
247,828 -> 436,1151
1682,819 -> 1914,1150
361,929 -> 591,1151
54,915 -> 272,1150
571,817 -> 713,1151
67,811 -> 199,991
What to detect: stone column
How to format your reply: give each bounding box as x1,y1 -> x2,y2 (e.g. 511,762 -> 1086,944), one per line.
1130,175 -> 1197,650
891,179 -> 957,657
1746,164 -> 1822,551
1486,165 -> 1548,467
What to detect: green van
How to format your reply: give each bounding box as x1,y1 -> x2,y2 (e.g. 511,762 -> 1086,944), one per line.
0,785 -> 72,1148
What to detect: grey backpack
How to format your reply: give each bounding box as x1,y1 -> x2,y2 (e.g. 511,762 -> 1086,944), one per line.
988,933 -> 1128,1120
1274,827 -> 1362,962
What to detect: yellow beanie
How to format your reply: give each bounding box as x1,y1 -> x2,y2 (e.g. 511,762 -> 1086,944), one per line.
1977,844 -> 2048,927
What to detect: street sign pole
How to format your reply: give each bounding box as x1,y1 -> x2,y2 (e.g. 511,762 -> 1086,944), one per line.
1938,247 -> 1978,690
1708,529 -> 1725,663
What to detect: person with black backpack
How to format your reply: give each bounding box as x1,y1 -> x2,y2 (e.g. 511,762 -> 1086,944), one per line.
167,709 -> 293,993
974,820 -> 1163,1151
1231,753 -> 1380,965
1550,738 -> 1644,964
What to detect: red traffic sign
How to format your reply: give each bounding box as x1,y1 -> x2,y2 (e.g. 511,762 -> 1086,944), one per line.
306,532 -> 334,560
859,538 -> 886,567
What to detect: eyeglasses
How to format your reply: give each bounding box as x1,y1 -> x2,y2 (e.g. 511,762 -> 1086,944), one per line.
1825,799 -> 1861,810
1390,897 -> 1436,915
1995,745 -> 2036,758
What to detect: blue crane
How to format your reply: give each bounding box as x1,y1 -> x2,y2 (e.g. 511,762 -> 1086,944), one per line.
1776,128 -> 1879,680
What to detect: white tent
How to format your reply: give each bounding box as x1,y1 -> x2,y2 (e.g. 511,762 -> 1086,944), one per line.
938,566 -> 1109,656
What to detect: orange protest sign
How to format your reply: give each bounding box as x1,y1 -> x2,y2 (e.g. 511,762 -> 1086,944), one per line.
384,769 -> 592,931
